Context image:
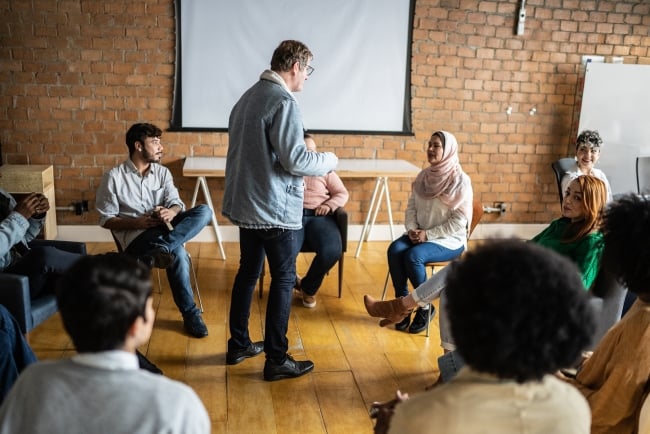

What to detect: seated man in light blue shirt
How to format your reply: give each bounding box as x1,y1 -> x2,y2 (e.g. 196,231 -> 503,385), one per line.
95,123 -> 212,338
0,253 -> 210,434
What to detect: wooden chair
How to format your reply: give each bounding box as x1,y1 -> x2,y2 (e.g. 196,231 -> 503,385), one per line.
381,199 -> 484,337
258,207 -> 348,299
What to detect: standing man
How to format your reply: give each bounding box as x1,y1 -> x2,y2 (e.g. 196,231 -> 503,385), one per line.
223,40 -> 338,381
96,123 -> 212,338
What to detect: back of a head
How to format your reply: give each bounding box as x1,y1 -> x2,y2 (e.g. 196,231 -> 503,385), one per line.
56,253 -> 153,353
601,194 -> 650,296
270,40 -> 312,72
446,239 -> 595,383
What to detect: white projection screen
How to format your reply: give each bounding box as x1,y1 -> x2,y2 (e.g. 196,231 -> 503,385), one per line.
171,0 -> 414,134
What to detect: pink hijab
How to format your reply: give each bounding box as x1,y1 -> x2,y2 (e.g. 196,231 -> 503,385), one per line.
412,131 -> 473,223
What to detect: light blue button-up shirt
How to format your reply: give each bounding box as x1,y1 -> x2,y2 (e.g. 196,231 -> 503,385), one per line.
95,160 -> 185,249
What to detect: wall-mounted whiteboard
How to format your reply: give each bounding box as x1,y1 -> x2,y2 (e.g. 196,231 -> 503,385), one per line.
579,63 -> 650,195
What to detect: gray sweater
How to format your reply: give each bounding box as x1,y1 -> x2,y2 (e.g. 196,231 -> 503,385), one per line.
0,357 -> 210,434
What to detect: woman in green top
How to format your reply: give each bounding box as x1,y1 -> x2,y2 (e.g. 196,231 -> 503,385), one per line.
531,174 -> 606,290
364,175 -> 609,330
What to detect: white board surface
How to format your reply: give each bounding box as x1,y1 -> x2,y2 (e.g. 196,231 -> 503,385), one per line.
578,63 -> 650,195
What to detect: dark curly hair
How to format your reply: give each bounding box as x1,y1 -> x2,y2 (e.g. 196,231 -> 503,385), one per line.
56,253 -> 153,352
601,194 -> 650,297
125,122 -> 162,156
446,239 -> 595,383
575,129 -> 603,149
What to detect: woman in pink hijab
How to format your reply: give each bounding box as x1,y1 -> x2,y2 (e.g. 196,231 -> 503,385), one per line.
385,131 -> 473,334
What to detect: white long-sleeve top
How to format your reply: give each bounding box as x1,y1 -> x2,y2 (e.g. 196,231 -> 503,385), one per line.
404,192 -> 468,251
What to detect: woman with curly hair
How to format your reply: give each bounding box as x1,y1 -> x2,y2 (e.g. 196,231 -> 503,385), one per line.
380,239 -> 596,434
564,194 -> 650,434
561,130 -> 612,202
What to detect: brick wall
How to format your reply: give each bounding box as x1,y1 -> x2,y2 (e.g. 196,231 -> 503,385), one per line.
0,0 -> 648,227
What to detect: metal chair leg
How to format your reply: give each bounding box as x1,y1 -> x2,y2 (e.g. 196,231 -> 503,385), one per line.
187,251 -> 203,313
381,270 -> 390,300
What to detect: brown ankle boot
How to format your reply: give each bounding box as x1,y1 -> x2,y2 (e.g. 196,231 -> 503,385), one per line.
364,295 -> 411,326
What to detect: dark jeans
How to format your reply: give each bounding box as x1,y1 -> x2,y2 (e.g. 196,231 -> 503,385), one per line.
387,234 -> 464,298
5,246 -> 82,299
295,213 -> 342,296
228,227 -> 299,362
126,204 -> 211,319
0,305 -> 37,403
437,350 -> 465,383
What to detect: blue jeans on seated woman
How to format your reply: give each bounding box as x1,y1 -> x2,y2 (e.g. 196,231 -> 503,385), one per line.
387,234 -> 464,298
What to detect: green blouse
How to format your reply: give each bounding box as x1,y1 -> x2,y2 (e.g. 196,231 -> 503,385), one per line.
531,217 -> 604,290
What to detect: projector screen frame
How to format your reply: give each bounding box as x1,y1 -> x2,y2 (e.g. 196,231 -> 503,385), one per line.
169,0 -> 415,136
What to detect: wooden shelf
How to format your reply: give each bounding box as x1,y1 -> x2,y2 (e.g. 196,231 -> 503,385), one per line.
0,164 -> 58,239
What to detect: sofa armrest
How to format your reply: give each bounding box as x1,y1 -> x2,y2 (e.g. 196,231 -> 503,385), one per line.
0,273 -> 31,334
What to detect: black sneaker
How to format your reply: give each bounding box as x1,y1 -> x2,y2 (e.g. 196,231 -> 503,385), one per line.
408,305 -> 435,334
263,354 -> 314,381
142,247 -> 174,269
395,313 -> 411,331
183,312 -> 208,338
226,341 -> 264,365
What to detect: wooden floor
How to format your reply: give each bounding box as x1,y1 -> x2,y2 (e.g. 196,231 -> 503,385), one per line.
29,241 -> 445,434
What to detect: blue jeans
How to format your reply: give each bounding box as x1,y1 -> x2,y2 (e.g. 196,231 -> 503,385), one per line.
295,213 -> 342,296
228,227 -> 299,362
0,305 -> 37,403
5,246 -> 81,299
387,235 -> 464,298
126,204 -> 211,319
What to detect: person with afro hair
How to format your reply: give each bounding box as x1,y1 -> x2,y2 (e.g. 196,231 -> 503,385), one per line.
564,194 -> 650,434
385,239 -> 595,434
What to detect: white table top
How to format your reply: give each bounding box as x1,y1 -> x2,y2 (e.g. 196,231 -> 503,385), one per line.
182,156 -> 421,179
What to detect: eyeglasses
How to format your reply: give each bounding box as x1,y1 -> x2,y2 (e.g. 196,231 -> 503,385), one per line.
304,65 -> 314,76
